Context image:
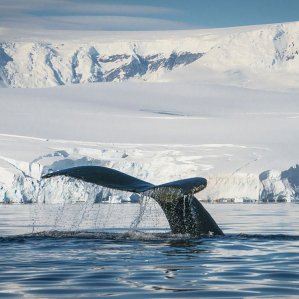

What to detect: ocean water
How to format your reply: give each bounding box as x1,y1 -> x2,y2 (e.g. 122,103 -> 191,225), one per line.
0,202 -> 298,298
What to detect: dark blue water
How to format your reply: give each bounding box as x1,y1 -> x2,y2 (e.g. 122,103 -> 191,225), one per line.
0,203 -> 298,298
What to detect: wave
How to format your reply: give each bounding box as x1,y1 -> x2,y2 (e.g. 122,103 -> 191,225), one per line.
1,230 -> 299,243
233,233 -> 299,241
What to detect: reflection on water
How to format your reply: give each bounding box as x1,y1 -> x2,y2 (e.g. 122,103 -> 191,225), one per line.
0,203 -> 298,298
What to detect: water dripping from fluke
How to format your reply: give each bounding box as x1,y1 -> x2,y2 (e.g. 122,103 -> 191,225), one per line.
42,166 -> 224,237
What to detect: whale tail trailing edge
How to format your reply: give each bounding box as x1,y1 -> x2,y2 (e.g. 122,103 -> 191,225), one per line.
42,166 -> 224,236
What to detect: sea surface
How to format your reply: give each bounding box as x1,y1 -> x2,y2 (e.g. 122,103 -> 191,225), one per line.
0,202 -> 298,298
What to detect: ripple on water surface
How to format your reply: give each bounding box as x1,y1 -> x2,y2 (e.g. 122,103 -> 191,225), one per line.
0,203 -> 298,298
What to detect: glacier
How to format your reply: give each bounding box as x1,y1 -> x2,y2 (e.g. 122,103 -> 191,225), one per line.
0,134 -> 298,204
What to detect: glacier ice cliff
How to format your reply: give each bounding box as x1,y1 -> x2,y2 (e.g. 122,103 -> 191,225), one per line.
259,165 -> 299,202
0,149 -> 298,204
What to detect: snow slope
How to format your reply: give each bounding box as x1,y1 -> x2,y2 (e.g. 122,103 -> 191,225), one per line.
1,22 -> 299,88
0,80 -> 298,203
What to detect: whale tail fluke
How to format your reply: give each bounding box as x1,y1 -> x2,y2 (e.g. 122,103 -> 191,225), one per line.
155,195 -> 224,236
42,166 -> 224,236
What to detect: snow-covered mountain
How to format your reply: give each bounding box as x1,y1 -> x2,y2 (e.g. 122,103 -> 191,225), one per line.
1,22 -> 299,88
0,41 -> 203,87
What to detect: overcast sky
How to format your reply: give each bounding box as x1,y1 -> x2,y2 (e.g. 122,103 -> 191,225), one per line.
1,0 -> 299,31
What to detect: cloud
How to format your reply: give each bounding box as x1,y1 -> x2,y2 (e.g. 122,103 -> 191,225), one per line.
0,0 -> 187,31
1,15 -> 193,32
0,0 -> 179,17
47,2 -> 179,16
48,16 -> 192,31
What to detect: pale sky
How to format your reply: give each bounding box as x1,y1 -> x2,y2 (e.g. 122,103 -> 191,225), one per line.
1,0 -> 299,31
